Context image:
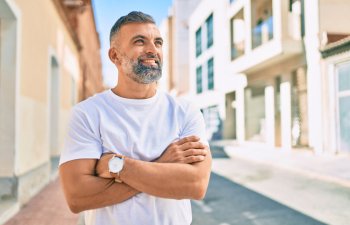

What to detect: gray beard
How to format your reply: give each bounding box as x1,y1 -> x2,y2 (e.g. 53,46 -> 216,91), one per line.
129,59 -> 162,84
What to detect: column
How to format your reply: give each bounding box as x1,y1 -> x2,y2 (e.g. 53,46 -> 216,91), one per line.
236,87 -> 245,143
265,86 -> 275,147
281,81 -> 292,150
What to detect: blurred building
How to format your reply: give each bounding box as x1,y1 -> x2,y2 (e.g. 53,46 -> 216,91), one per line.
320,35 -> 350,154
159,0 -> 202,95
54,0 -> 104,100
0,0 -> 103,223
163,0 -> 350,155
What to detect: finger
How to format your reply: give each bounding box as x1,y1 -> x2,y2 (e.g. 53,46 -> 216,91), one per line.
183,155 -> 205,164
176,136 -> 200,145
180,141 -> 205,151
183,149 -> 207,157
175,136 -> 200,145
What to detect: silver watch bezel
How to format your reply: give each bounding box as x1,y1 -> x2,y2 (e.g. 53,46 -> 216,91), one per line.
108,155 -> 124,174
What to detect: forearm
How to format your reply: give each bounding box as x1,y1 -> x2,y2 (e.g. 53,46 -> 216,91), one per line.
120,156 -> 211,200
59,161 -> 139,213
68,176 -> 139,213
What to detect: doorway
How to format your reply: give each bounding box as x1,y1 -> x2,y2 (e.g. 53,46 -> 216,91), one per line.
224,91 -> 237,139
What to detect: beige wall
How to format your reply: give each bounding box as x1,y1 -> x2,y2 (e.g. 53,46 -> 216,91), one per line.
320,0 -> 350,34
76,3 -> 104,100
13,0 -> 79,175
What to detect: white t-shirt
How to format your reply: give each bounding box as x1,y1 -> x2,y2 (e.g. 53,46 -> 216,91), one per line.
59,89 -> 208,225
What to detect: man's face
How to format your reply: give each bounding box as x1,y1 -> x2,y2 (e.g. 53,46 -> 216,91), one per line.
111,23 -> 163,84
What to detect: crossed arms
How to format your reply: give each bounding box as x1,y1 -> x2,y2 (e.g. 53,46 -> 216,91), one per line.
59,136 -> 212,213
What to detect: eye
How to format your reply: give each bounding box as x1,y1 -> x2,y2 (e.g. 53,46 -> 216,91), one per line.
134,39 -> 144,45
155,40 -> 163,47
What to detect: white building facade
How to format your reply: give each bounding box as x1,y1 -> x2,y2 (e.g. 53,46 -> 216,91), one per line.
188,0 -> 247,141
320,37 -> 350,155
187,0 -> 350,154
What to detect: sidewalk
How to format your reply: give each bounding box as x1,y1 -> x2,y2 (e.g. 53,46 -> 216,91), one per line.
3,178 -> 79,225
211,140 -> 350,188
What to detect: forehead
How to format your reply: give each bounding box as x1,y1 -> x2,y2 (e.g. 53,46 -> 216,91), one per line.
117,23 -> 161,41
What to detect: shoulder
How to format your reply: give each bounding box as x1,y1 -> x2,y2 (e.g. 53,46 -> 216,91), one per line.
158,91 -> 201,117
71,90 -> 108,119
74,90 -> 108,110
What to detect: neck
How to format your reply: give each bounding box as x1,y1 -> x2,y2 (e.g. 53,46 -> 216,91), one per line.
112,75 -> 157,99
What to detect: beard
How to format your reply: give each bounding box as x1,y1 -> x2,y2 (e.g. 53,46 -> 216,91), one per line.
123,53 -> 162,84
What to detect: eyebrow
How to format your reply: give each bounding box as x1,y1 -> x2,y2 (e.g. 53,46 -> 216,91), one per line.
131,35 -> 163,43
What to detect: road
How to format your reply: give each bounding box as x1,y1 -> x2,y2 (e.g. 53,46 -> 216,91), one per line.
191,146 -> 350,225
191,173 -> 326,225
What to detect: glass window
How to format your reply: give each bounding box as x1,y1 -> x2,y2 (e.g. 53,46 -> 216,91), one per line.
338,62 -> 350,92
289,0 -> 302,39
196,28 -> 202,57
206,14 -> 213,48
196,66 -> 203,94
339,96 -> 350,152
207,58 -> 214,90
337,61 -> 350,152
251,0 -> 273,49
202,105 -> 222,140
230,9 -> 245,60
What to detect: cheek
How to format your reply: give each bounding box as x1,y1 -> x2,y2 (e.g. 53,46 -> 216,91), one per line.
158,53 -> 163,63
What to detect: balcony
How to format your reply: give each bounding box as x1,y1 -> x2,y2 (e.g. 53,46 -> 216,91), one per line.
229,0 -> 303,74
252,16 -> 273,49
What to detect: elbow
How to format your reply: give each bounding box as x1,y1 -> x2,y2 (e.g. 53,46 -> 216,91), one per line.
67,198 -> 84,214
192,184 -> 207,200
190,177 -> 209,200
69,206 -> 82,214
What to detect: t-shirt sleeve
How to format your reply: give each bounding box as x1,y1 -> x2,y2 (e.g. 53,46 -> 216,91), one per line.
180,103 -> 209,147
59,106 -> 102,165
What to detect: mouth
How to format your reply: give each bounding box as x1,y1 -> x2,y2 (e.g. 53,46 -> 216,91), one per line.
141,59 -> 159,67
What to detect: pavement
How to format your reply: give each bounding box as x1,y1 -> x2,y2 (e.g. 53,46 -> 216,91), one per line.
211,140 -> 350,188
1,141 -> 350,225
3,178 -> 79,225
191,173 -> 328,225
209,141 -> 350,225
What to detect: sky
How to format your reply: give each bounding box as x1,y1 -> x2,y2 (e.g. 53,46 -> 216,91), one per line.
92,0 -> 173,87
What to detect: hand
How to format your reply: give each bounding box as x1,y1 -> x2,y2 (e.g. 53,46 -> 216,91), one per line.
95,153 -> 115,179
155,136 -> 208,164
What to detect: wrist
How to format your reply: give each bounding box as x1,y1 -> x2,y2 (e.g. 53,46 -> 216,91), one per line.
108,154 -> 126,183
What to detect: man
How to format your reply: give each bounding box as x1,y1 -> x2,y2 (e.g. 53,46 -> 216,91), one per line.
59,11 -> 212,225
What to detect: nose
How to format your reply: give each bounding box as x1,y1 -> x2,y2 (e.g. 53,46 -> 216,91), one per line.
145,42 -> 158,54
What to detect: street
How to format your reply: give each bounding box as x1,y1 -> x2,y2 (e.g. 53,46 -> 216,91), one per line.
191,146 -> 350,225
192,173 -> 326,225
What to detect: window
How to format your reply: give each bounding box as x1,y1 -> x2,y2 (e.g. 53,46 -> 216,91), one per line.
336,61 -> 350,152
206,14 -> 213,48
196,28 -> 202,57
288,0 -> 303,39
230,9 -> 245,60
251,0 -> 273,48
196,66 -> 203,93
202,105 -> 222,140
207,58 -> 214,90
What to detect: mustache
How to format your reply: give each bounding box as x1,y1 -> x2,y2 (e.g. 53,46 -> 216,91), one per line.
138,53 -> 161,64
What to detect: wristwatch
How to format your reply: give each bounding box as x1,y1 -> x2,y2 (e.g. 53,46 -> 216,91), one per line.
108,154 -> 125,183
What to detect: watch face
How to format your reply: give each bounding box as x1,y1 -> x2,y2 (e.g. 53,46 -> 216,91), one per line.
108,157 -> 124,173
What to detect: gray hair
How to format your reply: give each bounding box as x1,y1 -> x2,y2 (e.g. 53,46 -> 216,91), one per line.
109,11 -> 155,43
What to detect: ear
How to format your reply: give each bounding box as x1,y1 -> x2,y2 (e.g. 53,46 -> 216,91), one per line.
108,47 -> 120,65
